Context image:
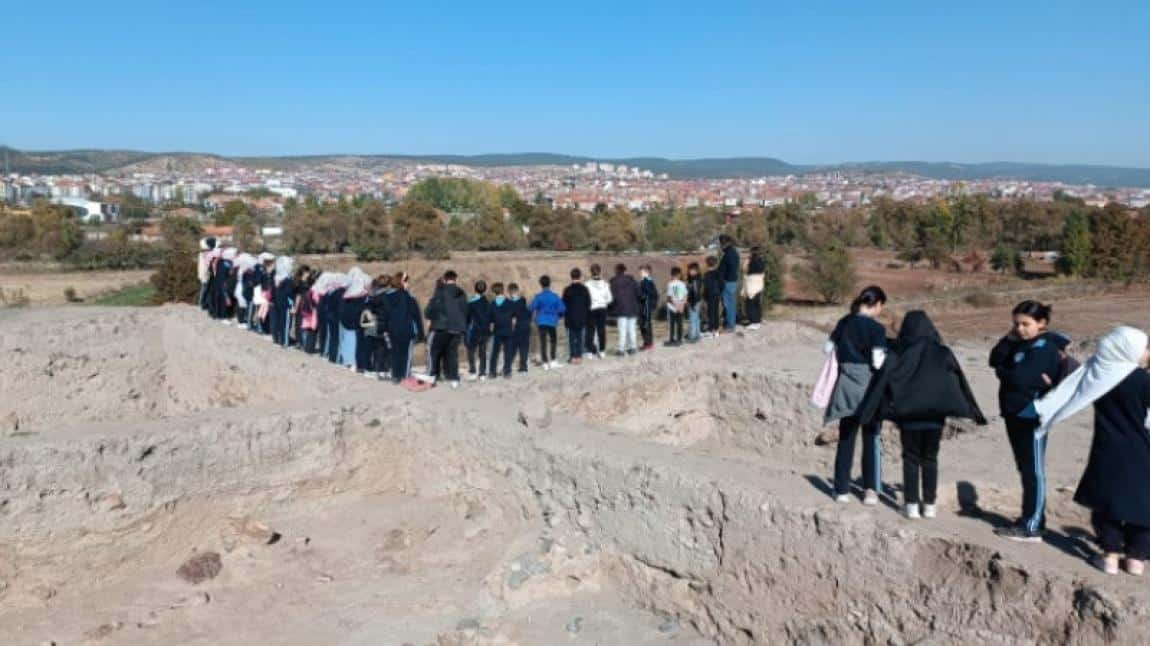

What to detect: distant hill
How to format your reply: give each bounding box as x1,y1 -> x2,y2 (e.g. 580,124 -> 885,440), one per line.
4,146 -> 1149,187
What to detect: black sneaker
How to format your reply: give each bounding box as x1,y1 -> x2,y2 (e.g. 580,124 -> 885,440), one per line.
995,525 -> 1043,543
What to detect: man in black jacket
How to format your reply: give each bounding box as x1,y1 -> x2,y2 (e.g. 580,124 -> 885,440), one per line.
718,234 -> 740,331
609,264 -> 640,355
425,270 -> 468,387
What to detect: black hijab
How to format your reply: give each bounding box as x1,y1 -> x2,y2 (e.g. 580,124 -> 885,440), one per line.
858,310 -> 986,426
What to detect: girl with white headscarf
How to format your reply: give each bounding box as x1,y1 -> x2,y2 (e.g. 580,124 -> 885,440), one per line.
1034,326 -> 1150,575
316,273 -> 349,362
271,256 -> 296,346
338,268 -> 371,371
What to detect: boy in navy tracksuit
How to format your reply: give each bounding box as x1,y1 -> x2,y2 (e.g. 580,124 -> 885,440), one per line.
466,280 -> 494,380
510,283 -> 533,373
638,265 -> 659,350
988,300 -> 1071,542
489,283 -> 516,379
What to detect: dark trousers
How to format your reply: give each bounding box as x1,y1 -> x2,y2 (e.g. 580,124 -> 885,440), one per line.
324,318 -> 340,363
746,294 -> 762,324
516,331 -> 531,371
373,336 -> 391,376
389,337 -> 413,382
639,315 -> 653,347
538,325 -> 557,363
567,326 -> 584,359
585,309 -> 608,355
1005,416 -> 1047,533
491,336 -> 514,377
270,306 -> 284,344
668,311 -> 683,342
301,329 -> 317,354
1093,511 -> 1150,559
467,333 -> 490,376
900,426 -> 942,504
705,298 -> 721,333
358,333 -> 376,373
834,417 -> 882,495
429,331 -> 462,382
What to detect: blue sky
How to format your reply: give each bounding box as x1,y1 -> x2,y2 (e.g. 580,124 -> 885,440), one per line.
4,1 -> 1148,166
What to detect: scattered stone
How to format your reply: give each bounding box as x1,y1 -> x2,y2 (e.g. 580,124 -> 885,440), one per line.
566,616 -> 584,634
658,618 -> 680,633
83,621 -> 124,641
97,493 -> 126,512
316,573 -> 334,583
177,551 -> 222,584
456,617 -> 481,632
507,570 -> 530,590
229,517 -> 280,544
815,429 -> 839,446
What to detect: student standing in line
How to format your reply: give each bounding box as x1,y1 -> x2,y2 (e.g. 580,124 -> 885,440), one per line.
297,268 -> 320,354
584,264 -> 613,359
637,264 -> 659,351
509,283 -> 533,374
271,256 -> 295,345
665,266 -> 688,347
718,234 -> 740,331
702,256 -> 723,338
988,300 -> 1069,542
489,282 -> 516,379
365,274 -> 393,379
857,310 -> 987,519
685,262 -> 704,343
382,272 -> 424,383
425,270 -> 469,388
824,285 -> 889,506
197,236 -> 217,311
1033,326 -> 1150,574
562,268 -> 591,364
465,280 -> 494,381
743,247 -> 766,330
252,253 -> 275,335
319,273 -> 347,363
233,253 -> 257,327
530,275 -> 566,370
609,264 -> 640,356
338,268 -> 371,371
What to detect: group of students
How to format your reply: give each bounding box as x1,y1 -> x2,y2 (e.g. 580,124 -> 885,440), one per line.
821,285 -> 1150,575
195,235 -> 773,388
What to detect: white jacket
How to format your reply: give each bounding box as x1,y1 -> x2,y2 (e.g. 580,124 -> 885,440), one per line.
586,278 -> 613,311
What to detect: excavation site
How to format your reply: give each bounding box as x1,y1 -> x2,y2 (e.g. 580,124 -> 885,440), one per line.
2,305 -> 1150,645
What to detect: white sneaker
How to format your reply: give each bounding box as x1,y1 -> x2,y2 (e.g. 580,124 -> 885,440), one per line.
749,323 -> 761,331
412,372 -> 436,384
834,494 -> 851,504
863,489 -> 879,506
464,373 -> 478,382
542,363 -> 551,371
597,352 -> 605,360
905,503 -> 921,520
478,375 -> 487,382
550,361 -> 563,369
450,381 -> 460,390
922,504 -> 937,519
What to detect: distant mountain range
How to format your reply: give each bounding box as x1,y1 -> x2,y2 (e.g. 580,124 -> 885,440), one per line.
4,147 -> 1149,188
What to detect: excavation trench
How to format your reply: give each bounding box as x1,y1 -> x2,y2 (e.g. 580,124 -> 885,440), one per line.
1,308 -> 1145,645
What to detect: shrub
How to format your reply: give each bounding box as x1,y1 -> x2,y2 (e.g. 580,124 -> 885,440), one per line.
63,286 -> 81,303
150,243 -> 199,304
0,287 -> 30,307
796,245 -> 857,304
963,292 -> 1000,308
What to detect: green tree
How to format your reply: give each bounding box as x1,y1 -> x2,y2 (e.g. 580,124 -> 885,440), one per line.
1055,210 -> 1091,276
392,200 -> 449,258
795,244 -> 856,304
215,199 -> 248,226
350,201 -> 392,260
476,209 -> 520,250
159,215 -> 204,248
590,207 -> 640,252
760,244 -> 786,308
232,213 -> 259,251
990,244 -> 1022,275
150,241 -> 199,304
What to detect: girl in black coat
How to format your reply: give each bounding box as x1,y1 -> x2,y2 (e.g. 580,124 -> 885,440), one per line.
858,311 -> 986,519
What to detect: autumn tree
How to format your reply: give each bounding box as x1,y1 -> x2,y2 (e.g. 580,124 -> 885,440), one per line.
393,200 -> 449,259
796,244 -> 856,304
1055,210 -> 1091,276
590,207 -> 640,252
350,201 -> 392,260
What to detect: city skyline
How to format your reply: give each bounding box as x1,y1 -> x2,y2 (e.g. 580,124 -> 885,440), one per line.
5,1 -> 1149,167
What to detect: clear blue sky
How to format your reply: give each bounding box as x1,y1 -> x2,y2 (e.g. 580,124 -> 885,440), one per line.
4,1 -> 1148,166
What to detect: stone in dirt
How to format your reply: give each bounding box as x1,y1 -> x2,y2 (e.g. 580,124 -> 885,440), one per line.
177,551 -> 223,584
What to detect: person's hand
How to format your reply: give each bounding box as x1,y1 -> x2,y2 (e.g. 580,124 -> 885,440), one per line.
1042,373 -> 1052,386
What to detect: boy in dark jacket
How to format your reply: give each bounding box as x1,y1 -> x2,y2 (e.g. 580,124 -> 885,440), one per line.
686,262 -> 704,342
382,273 -> 424,383
702,256 -> 723,338
489,283 -> 516,378
509,283 -> 532,374
425,270 -> 468,388
562,268 -> 591,363
609,264 -> 640,355
466,280 -> 494,380
637,264 -> 658,351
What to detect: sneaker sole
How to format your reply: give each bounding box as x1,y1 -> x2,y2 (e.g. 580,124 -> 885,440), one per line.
1000,534 -> 1043,543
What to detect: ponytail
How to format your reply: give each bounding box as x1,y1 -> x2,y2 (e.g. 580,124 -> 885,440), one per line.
1012,300 -> 1052,323
850,285 -> 888,315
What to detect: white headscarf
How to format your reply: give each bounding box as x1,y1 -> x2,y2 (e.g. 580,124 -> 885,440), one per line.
258,252 -> 276,263
221,247 -> 238,261
313,272 -> 344,295
274,256 -> 295,285
234,253 -> 257,275
1035,326 -> 1148,436
344,267 -> 370,298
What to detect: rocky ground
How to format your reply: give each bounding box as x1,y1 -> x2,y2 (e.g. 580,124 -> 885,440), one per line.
1,303 -> 1149,645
